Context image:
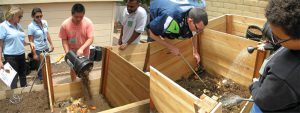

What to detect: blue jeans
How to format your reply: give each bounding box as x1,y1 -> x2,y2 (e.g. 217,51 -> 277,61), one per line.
36,49 -> 49,80
250,103 -> 263,113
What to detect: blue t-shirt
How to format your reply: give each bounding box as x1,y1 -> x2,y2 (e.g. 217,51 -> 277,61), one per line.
149,0 -> 205,39
28,20 -> 49,51
0,20 -> 25,55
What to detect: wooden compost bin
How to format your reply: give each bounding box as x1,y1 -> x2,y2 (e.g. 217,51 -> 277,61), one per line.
99,43 -> 150,113
148,28 -> 265,113
0,44 -> 150,113
52,44 -> 151,113
207,14 -> 267,78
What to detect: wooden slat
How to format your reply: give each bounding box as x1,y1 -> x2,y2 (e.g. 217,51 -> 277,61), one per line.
207,15 -> 226,30
231,22 -> 252,36
110,43 -> 148,70
148,39 -> 196,81
150,67 -> 220,113
200,29 -> 258,86
102,49 -> 149,107
208,14 -> 266,37
232,14 -> 266,28
53,77 -> 100,102
211,23 -> 227,33
99,99 -> 149,113
100,47 -> 110,95
253,50 -> 267,78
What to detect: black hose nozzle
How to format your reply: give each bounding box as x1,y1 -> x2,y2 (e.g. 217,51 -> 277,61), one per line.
247,43 -> 275,54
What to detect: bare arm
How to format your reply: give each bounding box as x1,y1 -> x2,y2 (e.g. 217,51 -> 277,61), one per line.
192,34 -> 200,64
126,31 -> 141,44
28,35 -> 38,59
62,39 -> 69,53
79,38 -> 93,52
118,27 -> 123,45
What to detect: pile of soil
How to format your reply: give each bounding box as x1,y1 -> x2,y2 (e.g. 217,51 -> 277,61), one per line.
176,71 -> 250,113
0,90 -> 49,112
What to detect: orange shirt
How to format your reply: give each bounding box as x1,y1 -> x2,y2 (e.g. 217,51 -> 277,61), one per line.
59,17 -> 94,57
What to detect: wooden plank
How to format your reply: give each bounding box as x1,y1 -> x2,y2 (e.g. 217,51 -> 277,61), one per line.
53,77 -> 100,102
232,15 -> 266,28
207,15 -> 226,30
211,23 -> 227,33
231,31 -> 246,37
200,29 -> 258,86
231,22 -> 251,36
194,94 -> 222,113
231,15 -> 266,36
40,54 -> 54,107
148,39 -> 196,81
110,43 -> 148,70
100,47 -> 110,95
150,67 -> 220,113
253,50 -> 267,78
99,99 -> 149,113
103,49 -> 149,107
143,44 -> 150,72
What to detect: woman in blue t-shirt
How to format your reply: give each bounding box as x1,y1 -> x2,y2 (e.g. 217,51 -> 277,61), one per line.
28,7 -> 54,81
0,6 -> 34,89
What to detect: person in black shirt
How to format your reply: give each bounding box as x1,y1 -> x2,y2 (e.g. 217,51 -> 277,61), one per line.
250,0 -> 300,112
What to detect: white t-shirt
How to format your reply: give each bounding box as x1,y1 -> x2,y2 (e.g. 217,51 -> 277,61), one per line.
121,6 -> 147,44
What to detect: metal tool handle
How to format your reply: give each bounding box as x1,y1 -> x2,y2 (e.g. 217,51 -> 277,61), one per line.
179,53 -> 206,87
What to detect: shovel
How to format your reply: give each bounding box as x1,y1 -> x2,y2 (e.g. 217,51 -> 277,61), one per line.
221,95 -> 253,107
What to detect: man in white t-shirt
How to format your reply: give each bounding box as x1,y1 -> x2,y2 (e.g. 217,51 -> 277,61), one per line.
118,0 -> 147,50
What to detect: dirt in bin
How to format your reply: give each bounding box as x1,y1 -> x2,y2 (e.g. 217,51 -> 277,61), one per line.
176,71 -> 250,113
0,90 -> 49,113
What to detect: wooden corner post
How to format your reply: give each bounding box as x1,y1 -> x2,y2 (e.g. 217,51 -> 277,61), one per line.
40,53 -> 54,112
253,50 -> 267,78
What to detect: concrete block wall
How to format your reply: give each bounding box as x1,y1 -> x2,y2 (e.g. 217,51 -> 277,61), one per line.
206,0 -> 268,20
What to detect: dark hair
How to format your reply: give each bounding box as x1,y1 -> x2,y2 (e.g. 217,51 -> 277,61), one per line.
31,7 -> 42,17
127,0 -> 141,4
265,0 -> 300,39
72,3 -> 85,15
188,8 -> 208,26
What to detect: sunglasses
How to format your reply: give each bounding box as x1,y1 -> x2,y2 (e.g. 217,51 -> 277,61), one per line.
271,34 -> 291,45
193,22 -> 203,35
35,15 -> 43,19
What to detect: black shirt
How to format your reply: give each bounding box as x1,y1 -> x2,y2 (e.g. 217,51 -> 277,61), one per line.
250,47 -> 300,112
